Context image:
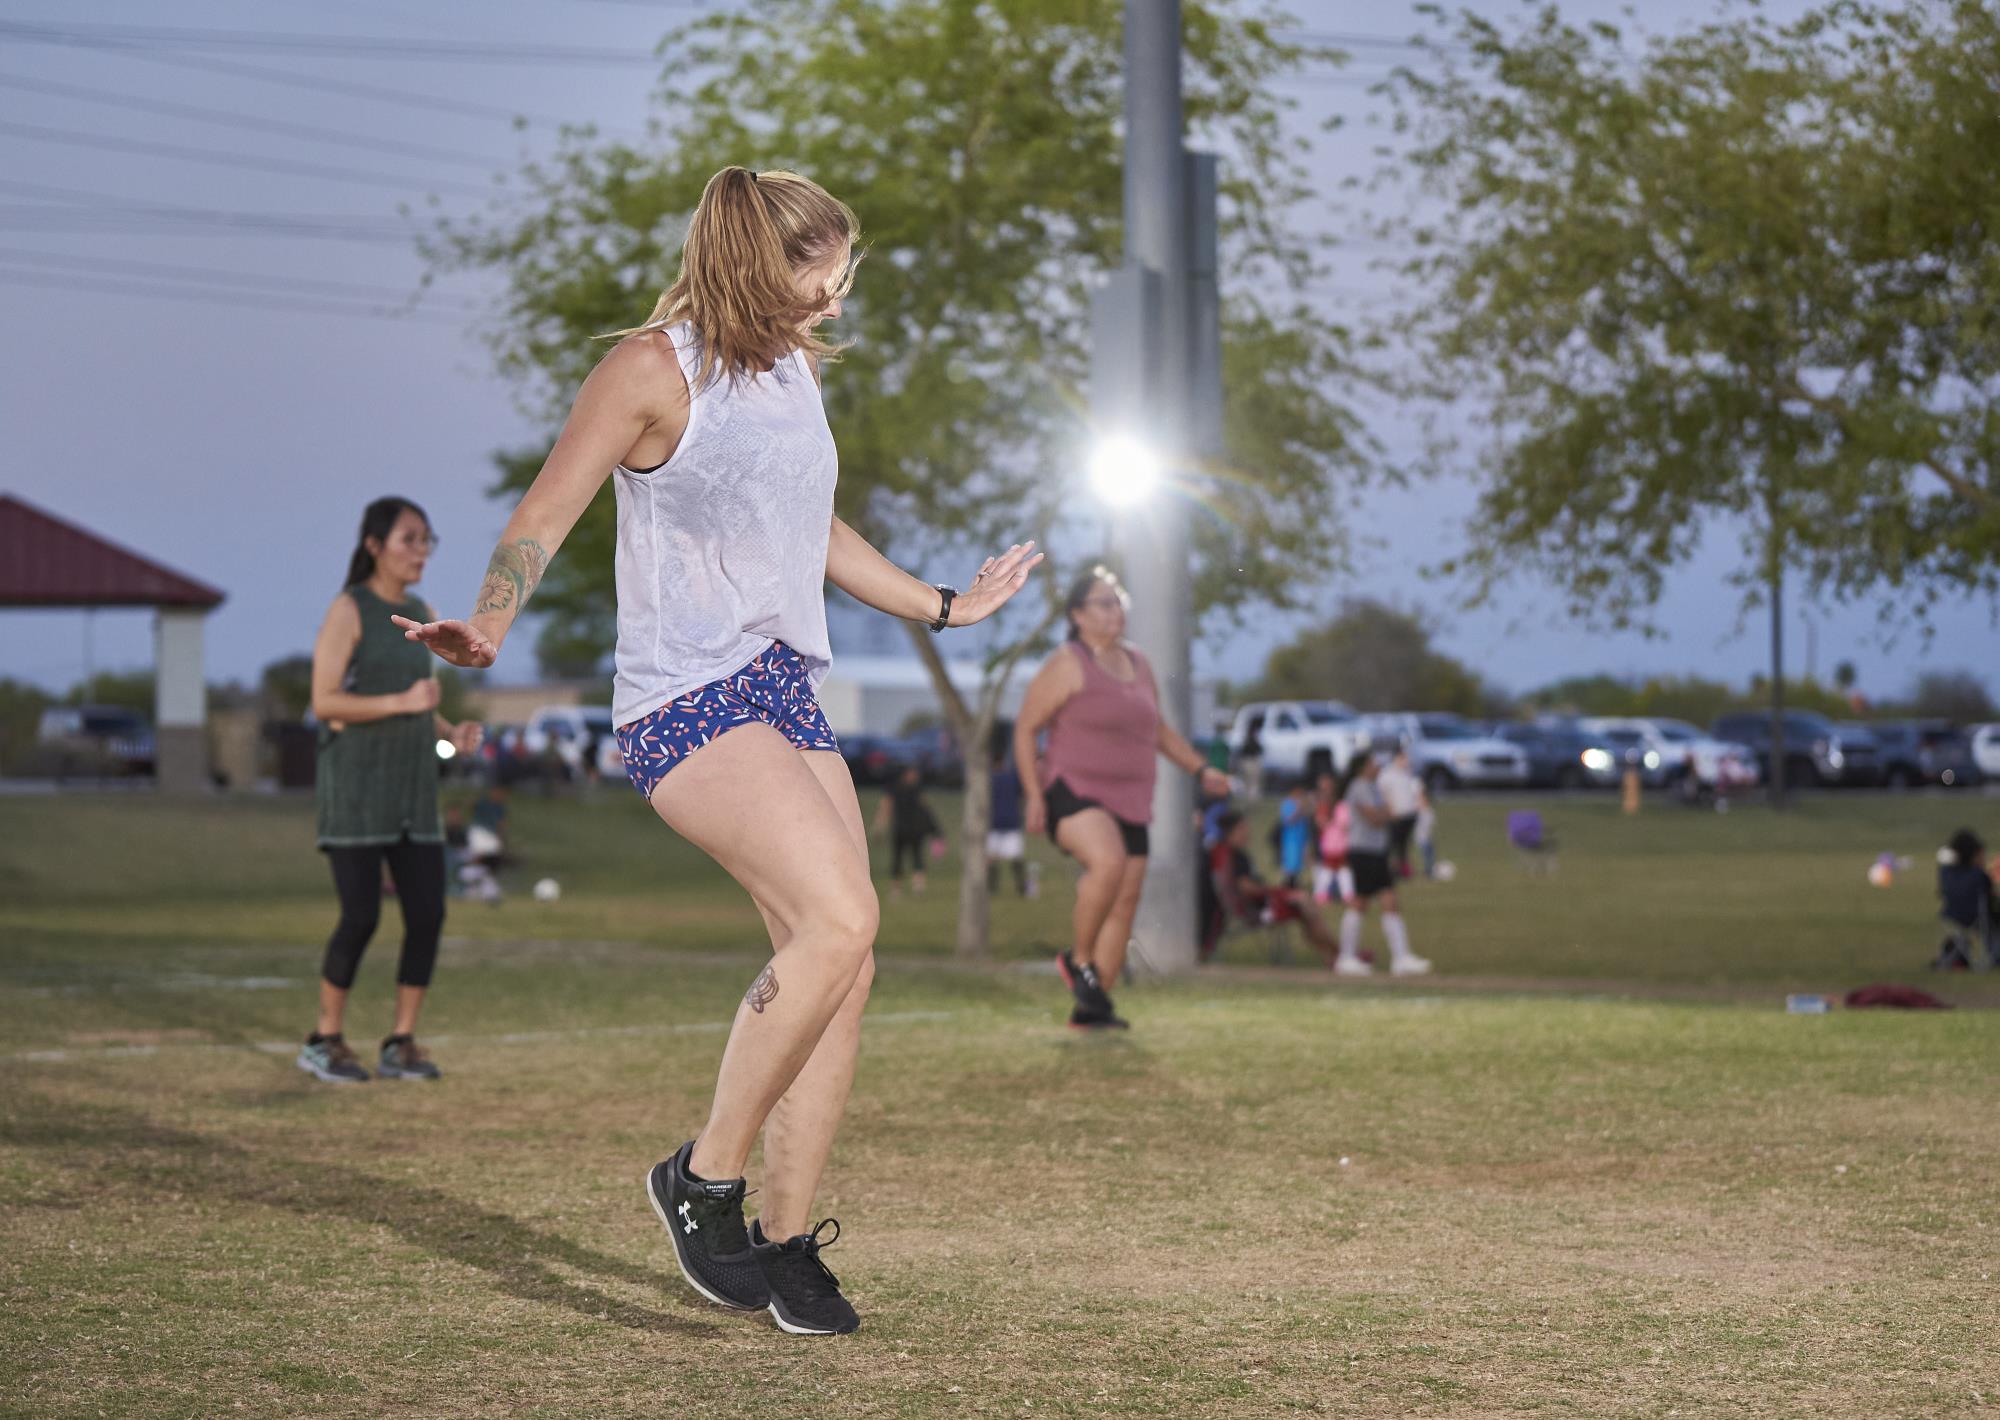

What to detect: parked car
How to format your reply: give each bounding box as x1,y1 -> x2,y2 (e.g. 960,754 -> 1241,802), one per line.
521,705 -> 622,780
1854,720 -> 1981,789
1616,716 -> 1760,792
1490,721 -> 1619,789
1225,700 -> 1368,785
1709,710 -> 1881,787
893,725 -> 965,788
1359,712 -> 1529,793
35,704 -> 155,777
840,734 -> 909,788
1973,724 -> 2000,780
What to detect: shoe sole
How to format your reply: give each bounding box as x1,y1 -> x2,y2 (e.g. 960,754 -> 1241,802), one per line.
295,1054 -> 367,1083
643,1165 -> 762,1312
1055,952 -> 1080,995
767,1300 -> 856,1335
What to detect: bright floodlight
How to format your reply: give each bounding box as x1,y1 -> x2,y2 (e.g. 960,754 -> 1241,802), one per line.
435,738 -> 457,761
1088,433 -> 1162,506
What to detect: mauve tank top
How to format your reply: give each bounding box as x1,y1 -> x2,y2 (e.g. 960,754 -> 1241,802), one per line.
1040,640 -> 1159,825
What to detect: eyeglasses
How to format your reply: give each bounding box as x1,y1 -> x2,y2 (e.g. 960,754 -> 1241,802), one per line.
397,534 -> 439,551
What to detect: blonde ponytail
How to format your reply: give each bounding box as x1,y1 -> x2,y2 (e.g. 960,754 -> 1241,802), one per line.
605,166 -> 861,388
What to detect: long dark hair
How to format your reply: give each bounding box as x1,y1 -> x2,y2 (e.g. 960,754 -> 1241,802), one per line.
1333,741 -> 1378,802
345,496 -> 430,588
1064,564 -> 1128,641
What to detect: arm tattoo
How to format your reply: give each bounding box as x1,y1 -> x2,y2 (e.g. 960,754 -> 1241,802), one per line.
474,538 -> 551,617
745,964 -> 779,1014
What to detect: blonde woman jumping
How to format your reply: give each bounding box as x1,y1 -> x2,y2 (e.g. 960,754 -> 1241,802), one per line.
395,167 -> 1041,1334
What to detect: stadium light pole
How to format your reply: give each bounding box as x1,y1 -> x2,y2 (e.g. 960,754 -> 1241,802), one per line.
1087,0 -> 1219,978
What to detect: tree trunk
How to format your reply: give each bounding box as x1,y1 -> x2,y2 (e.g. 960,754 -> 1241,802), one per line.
1767,535 -> 1789,809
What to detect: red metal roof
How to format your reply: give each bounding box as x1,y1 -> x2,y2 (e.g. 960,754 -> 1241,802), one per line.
0,493 -> 225,609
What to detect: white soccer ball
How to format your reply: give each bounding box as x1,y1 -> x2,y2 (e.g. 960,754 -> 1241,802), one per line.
1433,861 -> 1458,882
533,877 -> 562,903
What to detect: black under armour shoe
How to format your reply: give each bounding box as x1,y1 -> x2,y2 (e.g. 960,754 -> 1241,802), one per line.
1068,1003 -> 1131,1032
752,1218 -> 860,1335
645,1140 -> 770,1311
1057,951 -> 1116,1016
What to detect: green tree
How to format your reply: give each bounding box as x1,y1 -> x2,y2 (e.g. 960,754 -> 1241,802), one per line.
1247,599 -> 1501,717
1902,670 -> 1995,724
259,654 -> 314,723
425,0 -> 1373,953
1387,0 -> 2000,800
0,677 -> 54,775
65,670 -> 153,716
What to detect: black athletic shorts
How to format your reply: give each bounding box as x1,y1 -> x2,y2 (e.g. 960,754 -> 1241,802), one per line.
1045,777 -> 1150,857
1347,850 -> 1393,899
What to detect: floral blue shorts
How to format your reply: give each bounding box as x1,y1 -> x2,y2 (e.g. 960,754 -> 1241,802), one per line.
615,641 -> 841,802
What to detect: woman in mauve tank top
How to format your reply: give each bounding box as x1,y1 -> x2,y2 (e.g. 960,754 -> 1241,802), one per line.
1013,567 -> 1233,1030
393,166 -> 1042,1335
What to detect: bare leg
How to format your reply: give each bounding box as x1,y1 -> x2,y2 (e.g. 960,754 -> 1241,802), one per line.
391,984 -> 425,1038
1089,855 -> 1148,987
647,726 -> 878,1186
1055,809 -> 1128,971
757,751 -> 875,1240
316,980 -> 348,1038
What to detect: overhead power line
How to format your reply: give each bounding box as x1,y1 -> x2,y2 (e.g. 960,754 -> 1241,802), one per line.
0,70 -> 510,171
0,246 -> 487,311
0,23 -> 599,130
0,20 -> 663,67
0,118 -> 499,198
0,267 -> 471,323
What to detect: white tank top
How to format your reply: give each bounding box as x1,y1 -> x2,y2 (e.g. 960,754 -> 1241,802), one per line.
610,321 -> 838,728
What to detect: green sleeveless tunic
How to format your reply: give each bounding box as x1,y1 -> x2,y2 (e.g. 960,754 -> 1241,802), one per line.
315,584 -> 443,849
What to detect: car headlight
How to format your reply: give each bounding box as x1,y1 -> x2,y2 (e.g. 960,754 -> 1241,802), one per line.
1643,751 -> 1660,770
1581,748 -> 1612,772
1827,748 -> 1844,768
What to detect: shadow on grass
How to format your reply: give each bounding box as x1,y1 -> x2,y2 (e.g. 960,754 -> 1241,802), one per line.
1,1092 -> 719,1339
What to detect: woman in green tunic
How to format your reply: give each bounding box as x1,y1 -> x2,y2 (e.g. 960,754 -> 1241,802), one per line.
297,497 -> 482,1084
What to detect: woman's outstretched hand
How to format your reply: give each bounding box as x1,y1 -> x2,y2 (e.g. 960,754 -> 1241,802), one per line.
949,541 -> 1045,627
391,614 -> 497,669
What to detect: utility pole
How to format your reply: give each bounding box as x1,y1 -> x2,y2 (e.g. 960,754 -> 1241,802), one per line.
1090,0 -> 1219,976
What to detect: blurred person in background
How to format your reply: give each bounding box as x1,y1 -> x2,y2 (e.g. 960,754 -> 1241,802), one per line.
873,762 -> 940,897
301,496 -> 481,1085
1015,566 -> 1231,1030
1331,751 -> 1432,978
1379,746 -> 1424,879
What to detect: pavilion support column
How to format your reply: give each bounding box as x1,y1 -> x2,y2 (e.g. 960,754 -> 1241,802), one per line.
155,607 -> 210,792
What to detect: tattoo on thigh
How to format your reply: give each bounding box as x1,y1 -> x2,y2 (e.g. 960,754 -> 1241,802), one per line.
745,964 -> 779,1014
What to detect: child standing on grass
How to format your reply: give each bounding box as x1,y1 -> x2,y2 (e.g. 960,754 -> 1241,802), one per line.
873,763 -> 940,897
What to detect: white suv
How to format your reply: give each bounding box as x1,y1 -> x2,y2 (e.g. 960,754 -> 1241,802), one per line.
1971,724 -> 2000,780
1587,715 -> 1759,791
1226,700 -> 1369,784
1360,712 -> 1529,792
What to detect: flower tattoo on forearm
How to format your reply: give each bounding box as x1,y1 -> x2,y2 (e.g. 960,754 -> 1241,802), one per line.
475,537 -> 550,617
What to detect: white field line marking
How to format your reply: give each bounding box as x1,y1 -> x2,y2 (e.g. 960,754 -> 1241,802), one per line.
4,1009 -> 962,1065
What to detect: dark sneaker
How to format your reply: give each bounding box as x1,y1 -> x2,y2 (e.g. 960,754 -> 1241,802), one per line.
752,1218 -> 859,1335
377,1035 -> 442,1080
1067,1004 -> 1131,1032
645,1140 -> 769,1312
296,1033 -> 369,1083
1057,952 -> 1116,1016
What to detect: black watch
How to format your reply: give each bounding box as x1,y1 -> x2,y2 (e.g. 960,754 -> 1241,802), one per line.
929,585 -> 958,633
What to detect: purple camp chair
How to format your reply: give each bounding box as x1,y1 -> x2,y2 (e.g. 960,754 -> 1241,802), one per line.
1507,810 -> 1558,876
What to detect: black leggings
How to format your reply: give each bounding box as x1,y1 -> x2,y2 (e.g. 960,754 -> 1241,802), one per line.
321,838 -> 446,990
891,834 -> 928,880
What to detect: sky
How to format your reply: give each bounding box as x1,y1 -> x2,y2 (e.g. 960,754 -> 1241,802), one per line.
1,0 -> 1991,709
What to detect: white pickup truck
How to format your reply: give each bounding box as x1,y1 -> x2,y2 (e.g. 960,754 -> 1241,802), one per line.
1225,700 -> 1369,784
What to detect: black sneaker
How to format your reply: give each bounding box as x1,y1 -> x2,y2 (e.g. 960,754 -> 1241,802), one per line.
1057,952 -> 1116,1017
377,1034 -> 441,1080
645,1140 -> 769,1311
1067,1004 -> 1131,1032
295,1033 -> 369,1083
752,1218 -> 859,1335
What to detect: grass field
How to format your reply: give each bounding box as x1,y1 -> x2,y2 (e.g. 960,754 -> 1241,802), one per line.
2,789 -> 1996,1417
